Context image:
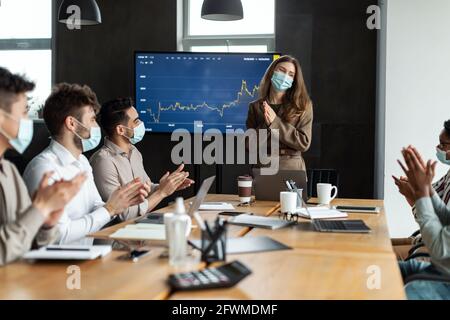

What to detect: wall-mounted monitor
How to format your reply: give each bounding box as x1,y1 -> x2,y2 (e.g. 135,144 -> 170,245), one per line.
134,51 -> 279,133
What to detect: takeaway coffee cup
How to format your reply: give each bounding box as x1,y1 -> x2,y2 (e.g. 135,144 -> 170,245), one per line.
237,175 -> 253,203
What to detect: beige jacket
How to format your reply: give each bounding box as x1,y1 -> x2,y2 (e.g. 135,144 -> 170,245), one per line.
246,99 -> 313,170
0,158 -> 58,266
90,138 -> 154,221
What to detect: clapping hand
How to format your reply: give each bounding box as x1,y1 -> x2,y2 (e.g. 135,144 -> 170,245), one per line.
262,101 -> 276,126
397,146 -> 437,200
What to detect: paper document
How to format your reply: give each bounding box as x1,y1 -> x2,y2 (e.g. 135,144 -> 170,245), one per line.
23,245 -> 112,260
198,202 -> 235,211
295,207 -> 348,219
110,224 -> 166,240
229,214 -> 294,230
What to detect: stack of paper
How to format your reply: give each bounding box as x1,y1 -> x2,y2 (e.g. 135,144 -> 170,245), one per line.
295,207 -> 348,219
198,202 -> 235,211
229,214 -> 294,230
23,245 -> 112,260
110,223 -> 166,240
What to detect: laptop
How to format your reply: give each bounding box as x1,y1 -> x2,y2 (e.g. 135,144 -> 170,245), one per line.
252,169 -> 308,202
137,175 -> 216,224
313,219 -> 371,233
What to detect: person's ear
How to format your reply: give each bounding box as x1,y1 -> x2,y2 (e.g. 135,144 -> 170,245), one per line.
115,124 -> 125,136
64,116 -> 76,132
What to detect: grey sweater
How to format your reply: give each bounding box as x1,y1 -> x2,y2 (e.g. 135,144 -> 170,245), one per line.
415,193 -> 450,276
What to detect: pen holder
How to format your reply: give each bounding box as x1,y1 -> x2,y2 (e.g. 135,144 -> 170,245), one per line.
200,222 -> 227,264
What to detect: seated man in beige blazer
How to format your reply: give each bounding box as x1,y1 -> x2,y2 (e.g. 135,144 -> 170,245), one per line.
0,67 -> 85,266
90,97 -> 194,222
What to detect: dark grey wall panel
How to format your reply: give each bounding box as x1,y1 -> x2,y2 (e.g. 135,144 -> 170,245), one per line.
7,0 -> 377,202
276,0 -> 377,198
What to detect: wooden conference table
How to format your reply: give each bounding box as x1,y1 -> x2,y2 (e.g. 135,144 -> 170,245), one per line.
0,195 -> 405,300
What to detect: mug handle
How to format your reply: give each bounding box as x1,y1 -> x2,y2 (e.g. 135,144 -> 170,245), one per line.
330,186 -> 338,201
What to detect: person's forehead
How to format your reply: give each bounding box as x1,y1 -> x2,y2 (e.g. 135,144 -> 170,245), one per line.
11,93 -> 27,113
81,105 -> 96,117
127,106 -> 139,119
277,62 -> 295,72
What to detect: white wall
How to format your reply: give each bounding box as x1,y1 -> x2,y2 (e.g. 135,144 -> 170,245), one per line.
383,0 -> 450,237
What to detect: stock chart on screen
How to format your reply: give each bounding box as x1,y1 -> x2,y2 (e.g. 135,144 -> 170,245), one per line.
134,52 -> 279,133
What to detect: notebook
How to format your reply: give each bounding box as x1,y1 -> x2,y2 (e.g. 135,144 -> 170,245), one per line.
110,223 -> 166,240
136,212 -> 165,224
295,207 -> 348,220
190,236 -> 291,254
198,202 -> 235,211
228,214 -> 294,229
23,245 -> 112,260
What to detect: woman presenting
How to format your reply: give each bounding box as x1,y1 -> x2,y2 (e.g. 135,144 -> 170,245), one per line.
246,55 -> 313,171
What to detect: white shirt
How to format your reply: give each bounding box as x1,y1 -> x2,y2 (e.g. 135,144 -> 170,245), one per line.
23,140 -> 111,245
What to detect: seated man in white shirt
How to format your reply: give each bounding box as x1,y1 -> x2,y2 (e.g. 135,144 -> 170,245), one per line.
23,83 -> 149,245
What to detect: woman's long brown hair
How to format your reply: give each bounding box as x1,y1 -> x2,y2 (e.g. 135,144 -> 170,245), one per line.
258,55 -> 312,121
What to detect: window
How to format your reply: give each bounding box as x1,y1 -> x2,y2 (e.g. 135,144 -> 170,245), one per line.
0,0 -> 53,118
182,0 -> 275,53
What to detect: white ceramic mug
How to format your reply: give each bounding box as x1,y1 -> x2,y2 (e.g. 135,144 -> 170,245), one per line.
317,183 -> 338,205
280,191 -> 297,213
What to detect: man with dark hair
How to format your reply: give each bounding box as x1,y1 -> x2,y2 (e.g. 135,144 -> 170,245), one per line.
397,146 -> 450,299
392,119 -> 450,259
90,97 -> 193,221
23,84 -> 148,245
0,67 -> 85,265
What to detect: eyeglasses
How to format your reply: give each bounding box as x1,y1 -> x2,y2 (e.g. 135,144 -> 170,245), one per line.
278,211 -> 300,223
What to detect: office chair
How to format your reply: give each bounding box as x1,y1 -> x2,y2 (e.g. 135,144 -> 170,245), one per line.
306,169 -> 339,198
402,230 -> 429,261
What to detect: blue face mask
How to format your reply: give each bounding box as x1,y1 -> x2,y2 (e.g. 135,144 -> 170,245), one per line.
0,111 -> 34,154
436,147 -> 450,165
73,119 -> 102,152
125,121 -> 145,145
271,71 -> 294,92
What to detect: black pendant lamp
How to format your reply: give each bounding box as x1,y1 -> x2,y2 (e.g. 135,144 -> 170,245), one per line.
58,0 -> 102,26
201,0 -> 244,21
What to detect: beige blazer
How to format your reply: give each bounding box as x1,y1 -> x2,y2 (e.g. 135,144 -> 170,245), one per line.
0,158 -> 58,266
245,99 -> 313,171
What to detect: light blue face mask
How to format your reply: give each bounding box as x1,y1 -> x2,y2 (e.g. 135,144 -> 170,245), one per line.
73,119 -> 102,152
124,121 -> 145,145
271,71 -> 294,92
436,147 -> 450,165
0,111 -> 34,154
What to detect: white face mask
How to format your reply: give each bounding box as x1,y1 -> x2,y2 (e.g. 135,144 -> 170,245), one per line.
72,118 -> 102,152
123,121 -> 145,144
436,147 -> 450,165
0,110 -> 34,154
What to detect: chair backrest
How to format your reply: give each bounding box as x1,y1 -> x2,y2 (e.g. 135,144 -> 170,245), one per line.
306,169 -> 339,198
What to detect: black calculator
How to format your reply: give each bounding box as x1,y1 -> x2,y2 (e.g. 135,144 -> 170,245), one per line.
168,260 -> 252,291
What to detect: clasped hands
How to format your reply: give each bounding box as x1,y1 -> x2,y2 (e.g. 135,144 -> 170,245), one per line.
393,145 -> 437,204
